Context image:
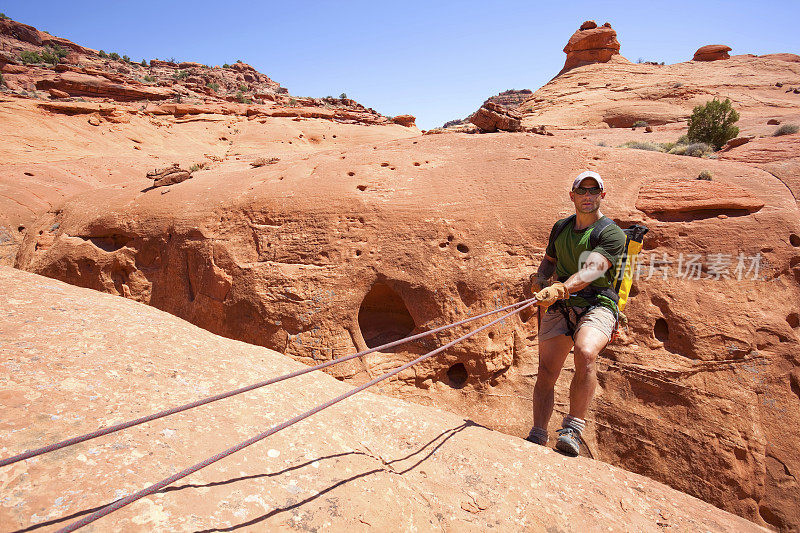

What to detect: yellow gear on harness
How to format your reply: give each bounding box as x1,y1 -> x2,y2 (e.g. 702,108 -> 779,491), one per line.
612,224 -> 649,314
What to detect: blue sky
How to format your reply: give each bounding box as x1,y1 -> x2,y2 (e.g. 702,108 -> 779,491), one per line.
2,1 -> 798,129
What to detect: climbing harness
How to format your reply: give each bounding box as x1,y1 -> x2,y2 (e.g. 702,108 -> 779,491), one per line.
1,296 -> 539,532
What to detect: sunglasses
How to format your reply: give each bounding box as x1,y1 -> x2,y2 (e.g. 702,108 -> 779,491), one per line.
573,186 -> 602,195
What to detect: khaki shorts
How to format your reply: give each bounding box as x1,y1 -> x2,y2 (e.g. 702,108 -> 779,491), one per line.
539,305 -> 617,342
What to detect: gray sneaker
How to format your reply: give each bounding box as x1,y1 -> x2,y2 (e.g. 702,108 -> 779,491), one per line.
525,428 -> 548,446
555,427 -> 581,456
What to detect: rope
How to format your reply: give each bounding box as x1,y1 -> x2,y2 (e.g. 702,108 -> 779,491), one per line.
0,296 -> 537,468
56,299 -> 538,532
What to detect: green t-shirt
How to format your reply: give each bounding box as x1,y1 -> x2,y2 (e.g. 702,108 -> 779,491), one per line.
545,216 -> 627,312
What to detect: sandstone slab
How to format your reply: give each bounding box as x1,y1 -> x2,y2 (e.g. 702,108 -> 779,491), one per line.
0,267 -> 766,532
635,177 -> 765,215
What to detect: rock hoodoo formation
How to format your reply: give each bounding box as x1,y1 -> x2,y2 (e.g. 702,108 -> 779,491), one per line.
694,44 -> 733,61
559,20 -> 621,75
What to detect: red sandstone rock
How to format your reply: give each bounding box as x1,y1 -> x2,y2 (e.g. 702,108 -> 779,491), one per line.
392,114 -> 416,127
470,101 -> 522,132
580,20 -> 598,30
720,136 -> 754,151
0,17 -> 42,45
693,44 -> 732,61
0,267 -> 763,532
149,59 -> 176,68
147,163 -> 192,187
14,132 -> 800,530
37,101 -> 117,115
560,22 -> 620,74
1,64 -> 27,74
35,72 -> 173,101
47,88 -> 70,99
635,177 -> 765,214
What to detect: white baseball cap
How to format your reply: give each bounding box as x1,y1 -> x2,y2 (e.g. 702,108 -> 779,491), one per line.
571,170 -> 604,191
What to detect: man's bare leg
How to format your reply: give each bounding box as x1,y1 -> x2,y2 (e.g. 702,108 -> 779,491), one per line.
568,325 -> 609,419
532,334 -> 573,431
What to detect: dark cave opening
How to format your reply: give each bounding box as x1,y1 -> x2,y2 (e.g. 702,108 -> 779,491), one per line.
358,282 -> 416,349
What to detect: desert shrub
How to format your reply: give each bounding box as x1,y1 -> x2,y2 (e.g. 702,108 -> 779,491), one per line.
619,141 -> 665,152
339,92 -> 347,99
0,13 -> 8,19
236,90 -> 252,104
675,134 -> 689,145
20,50 -> 42,64
673,82 -> 683,88
238,83 -> 248,91
0,73 -> 5,87
140,59 -> 148,67
109,52 -> 120,60
173,70 -> 188,80
206,81 -> 219,92
236,59 -> 243,63
668,145 -> 687,155
684,142 -> 712,157
222,63 -> 230,68
697,170 -> 713,180
98,50 -> 108,58
41,45 -> 68,65
773,124 -> 799,136
122,54 -> 130,62
143,75 -> 156,83
596,141 -> 607,147
288,97 -> 297,106
687,98 -> 740,150
189,163 -> 205,172
632,120 -> 649,128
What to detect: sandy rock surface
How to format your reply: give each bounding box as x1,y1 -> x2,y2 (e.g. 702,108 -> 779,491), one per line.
0,96 -> 417,266
13,130 -> 800,529
0,267 -> 766,532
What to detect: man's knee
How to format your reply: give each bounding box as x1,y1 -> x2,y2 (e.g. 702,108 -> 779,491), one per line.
573,343 -> 599,374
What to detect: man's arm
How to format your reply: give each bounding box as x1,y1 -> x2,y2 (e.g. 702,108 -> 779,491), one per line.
562,251 -> 611,295
532,254 -> 557,288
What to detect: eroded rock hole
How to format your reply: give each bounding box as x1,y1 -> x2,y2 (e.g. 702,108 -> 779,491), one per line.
88,234 -> 132,252
456,243 -> 469,254
358,282 -> 416,348
447,363 -> 468,388
787,313 -> 800,329
357,184 -> 367,191
791,234 -> 800,247
654,318 -> 669,342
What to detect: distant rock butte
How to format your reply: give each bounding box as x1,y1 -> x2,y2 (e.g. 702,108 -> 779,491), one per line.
694,44 -> 732,61
0,267 -> 765,532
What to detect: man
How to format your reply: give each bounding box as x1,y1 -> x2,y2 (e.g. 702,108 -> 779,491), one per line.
526,170 -> 627,456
